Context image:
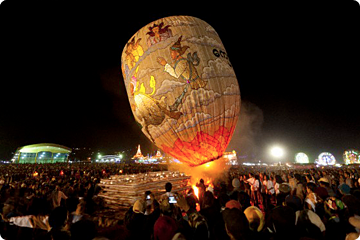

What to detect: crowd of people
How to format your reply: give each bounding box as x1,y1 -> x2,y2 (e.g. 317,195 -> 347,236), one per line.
0,162 -> 360,240
0,163 -> 166,239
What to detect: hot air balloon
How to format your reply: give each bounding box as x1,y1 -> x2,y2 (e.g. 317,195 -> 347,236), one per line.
343,149 -> 360,165
121,16 -> 241,167
295,152 -> 309,164
315,152 -> 336,166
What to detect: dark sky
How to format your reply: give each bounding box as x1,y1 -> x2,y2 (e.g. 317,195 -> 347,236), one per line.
1,1 -> 359,162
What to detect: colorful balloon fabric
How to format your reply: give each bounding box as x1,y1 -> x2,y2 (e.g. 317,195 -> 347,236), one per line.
121,16 -> 241,166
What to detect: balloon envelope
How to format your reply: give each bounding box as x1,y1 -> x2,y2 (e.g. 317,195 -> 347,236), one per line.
316,152 -> 336,166
121,16 -> 241,166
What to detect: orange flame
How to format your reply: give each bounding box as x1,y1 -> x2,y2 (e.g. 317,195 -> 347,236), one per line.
168,157 -> 230,202
192,185 -> 199,199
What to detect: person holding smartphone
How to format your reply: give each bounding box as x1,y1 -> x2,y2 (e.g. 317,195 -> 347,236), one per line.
160,182 -> 174,201
144,190 -> 160,216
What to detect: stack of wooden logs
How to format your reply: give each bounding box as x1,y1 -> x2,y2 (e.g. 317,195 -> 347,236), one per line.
98,171 -> 191,210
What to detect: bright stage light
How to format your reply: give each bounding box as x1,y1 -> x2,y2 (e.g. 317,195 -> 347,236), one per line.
270,146 -> 284,158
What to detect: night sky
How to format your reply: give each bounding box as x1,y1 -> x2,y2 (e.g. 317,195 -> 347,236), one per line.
1,1 -> 359,162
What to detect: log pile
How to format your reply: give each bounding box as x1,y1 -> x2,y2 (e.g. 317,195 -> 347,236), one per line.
98,171 -> 191,210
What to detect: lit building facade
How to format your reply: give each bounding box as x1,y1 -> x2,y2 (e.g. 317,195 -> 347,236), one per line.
95,155 -> 123,163
343,149 -> 360,165
223,151 -> 238,165
12,143 -> 72,164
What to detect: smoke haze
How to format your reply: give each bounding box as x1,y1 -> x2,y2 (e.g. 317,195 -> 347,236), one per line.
168,157 -> 230,184
226,101 -> 264,163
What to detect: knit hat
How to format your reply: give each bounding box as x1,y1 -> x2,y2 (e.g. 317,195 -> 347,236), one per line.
225,200 -> 241,210
244,206 -> 265,232
154,216 -> 178,240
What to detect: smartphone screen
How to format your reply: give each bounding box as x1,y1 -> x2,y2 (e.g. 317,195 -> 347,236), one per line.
169,196 -> 177,203
146,195 -> 151,200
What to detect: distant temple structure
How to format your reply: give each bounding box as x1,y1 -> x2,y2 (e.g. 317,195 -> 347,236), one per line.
155,150 -> 162,158
131,145 -> 166,164
132,145 -> 144,159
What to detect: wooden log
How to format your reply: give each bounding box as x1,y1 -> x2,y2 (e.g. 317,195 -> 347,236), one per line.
98,171 -> 191,208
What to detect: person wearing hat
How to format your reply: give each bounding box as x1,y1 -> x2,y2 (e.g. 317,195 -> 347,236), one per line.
276,183 -> 291,207
318,177 -> 335,198
229,178 -> 241,197
267,206 -> 297,239
295,208 -> 326,239
157,36 -> 207,111
314,178 -> 329,199
153,215 -> 178,240
125,199 -> 148,239
339,183 -> 351,196
133,199 -> 145,214
285,195 -> 302,212
175,193 -> 210,240
324,197 -> 347,240
349,216 -> 360,234
346,232 -> 360,240
225,200 -> 242,210
279,183 -> 291,195
243,206 -> 265,233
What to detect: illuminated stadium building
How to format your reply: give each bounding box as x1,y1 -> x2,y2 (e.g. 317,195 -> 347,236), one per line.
95,155 -> 123,163
12,143 -> 72,164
